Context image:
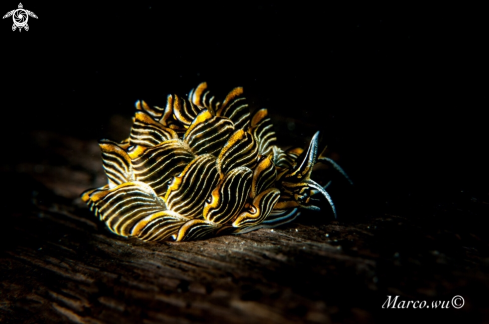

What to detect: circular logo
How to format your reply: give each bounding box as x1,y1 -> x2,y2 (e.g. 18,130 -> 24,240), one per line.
451,295 -> 464,309
13,10 -> 27,27
3,4 -> 38,32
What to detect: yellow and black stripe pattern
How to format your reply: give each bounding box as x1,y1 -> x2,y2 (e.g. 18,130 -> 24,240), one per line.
81,82 -> 351,241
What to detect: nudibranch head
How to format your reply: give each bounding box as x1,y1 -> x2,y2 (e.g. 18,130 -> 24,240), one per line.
81,82 -> 350,241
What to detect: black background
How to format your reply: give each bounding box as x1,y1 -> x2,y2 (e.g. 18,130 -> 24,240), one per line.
1,2 -> 486,212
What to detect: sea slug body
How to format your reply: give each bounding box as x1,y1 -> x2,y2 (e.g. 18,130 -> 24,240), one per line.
81,83 -> 351,241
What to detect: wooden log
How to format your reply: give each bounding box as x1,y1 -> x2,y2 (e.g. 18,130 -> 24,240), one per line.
1,127 -> 488,323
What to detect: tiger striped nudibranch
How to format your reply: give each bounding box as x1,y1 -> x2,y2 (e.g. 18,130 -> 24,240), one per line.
81,82 -> 351,241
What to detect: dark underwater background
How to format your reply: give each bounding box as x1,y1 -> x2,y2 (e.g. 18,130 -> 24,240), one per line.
3,2 -> 485,202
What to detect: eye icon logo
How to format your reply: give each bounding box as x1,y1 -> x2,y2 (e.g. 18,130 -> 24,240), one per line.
3,3 -> 37,32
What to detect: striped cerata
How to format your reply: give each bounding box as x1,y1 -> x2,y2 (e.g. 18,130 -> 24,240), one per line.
81,83 -> 352,241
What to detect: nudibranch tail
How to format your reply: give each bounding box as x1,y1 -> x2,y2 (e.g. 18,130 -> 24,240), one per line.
81,82 -> 350,241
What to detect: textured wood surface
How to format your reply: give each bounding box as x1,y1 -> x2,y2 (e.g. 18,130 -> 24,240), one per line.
1,126 -> 489,324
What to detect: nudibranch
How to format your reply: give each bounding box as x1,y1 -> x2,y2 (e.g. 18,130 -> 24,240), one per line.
81,83 -> 351,241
